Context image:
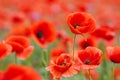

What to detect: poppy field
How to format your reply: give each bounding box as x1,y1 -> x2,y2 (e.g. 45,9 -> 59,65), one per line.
0,0 -> 120,80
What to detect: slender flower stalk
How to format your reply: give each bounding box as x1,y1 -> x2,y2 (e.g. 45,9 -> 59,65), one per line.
55,78 -> 60,80
15,53 -> 17,64
72,34 -> 76,61
112,63 -> 115,80
88,69 -> 92,80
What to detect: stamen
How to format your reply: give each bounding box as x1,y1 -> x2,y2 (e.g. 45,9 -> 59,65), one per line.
84,60 -> 91,64
73,24 -> 81,28
83,43 -> 89,49
60,63 -> 66,66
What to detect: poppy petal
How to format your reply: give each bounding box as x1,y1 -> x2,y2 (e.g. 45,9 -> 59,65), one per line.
17,46 -> 34,60
0,42 -> 12,59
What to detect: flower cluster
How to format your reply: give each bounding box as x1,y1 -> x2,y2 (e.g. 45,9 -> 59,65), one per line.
0,0 -> 120,80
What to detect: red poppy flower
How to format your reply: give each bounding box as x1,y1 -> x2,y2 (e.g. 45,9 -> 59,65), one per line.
78,36 -> 96,49
76,4 -> 87,12
47,54 -> 78,79
114,67 -> 120,80
56,30 -> 72,52
74,47 -> 102,70
9,26 -> 31,37
67,12 -> 96,34
50,48 -> 65,61
57,30 -> 68,40
0,71 -> 4,80
0,42 -> 12,59
106,46 -> 120,63
6,36 -> 34,60
11,12 -> 25,24
0,64 -> 43,80
31,20 -> 56,48
91,24 -> 115,41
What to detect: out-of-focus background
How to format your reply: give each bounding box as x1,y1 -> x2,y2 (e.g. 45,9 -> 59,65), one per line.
0,0 -> 120,80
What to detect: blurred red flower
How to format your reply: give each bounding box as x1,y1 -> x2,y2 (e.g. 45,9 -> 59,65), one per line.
84,69 -> 99,80
50,48 -> 65,61
74,47 -> 102,70
76,4 -> 87,12
57,30 -> 68,40
56,30 -> 72,52
47,54 -> 78,79
67,12 -> 96,34
114,67 -> 120,80
106,46 -> 120,63
0,42 -> 12,59
0,64 -> 43,80
9,26 -> 31,37
78,36 -> 96,49
10,12 -> 26,24
31,20 -> 56,48
6,36 -> 34,60
91,24 -> 115,41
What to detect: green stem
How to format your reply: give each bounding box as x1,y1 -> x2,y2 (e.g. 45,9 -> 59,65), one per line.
15,54 -> 17,64
55,78 -> 60,80
72,34 -> 76,61
88,69 -> 92,80
112,63 -> 115,80
41,49 -> 48,67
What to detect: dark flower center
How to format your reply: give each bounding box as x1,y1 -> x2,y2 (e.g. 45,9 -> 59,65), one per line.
59,58 -> 68,66
60,63 -> 66,66
36,31 -> 43,38
84,60 -> 91,64
73,24 -> 81,29
83,42 -> 89,49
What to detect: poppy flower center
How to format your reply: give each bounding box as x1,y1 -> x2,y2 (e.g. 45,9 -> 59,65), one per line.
60,63 -> 66,66
84,60 -> 91,64
73,24 -> 81,29
36,31 -> 43,38
59,58 -> 68,66
83,43 -> 89,48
